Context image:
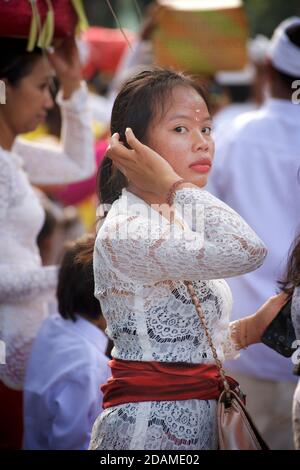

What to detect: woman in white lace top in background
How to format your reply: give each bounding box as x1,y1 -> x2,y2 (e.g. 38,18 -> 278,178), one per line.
88,69 -> 287,450
0,37 -> 94,448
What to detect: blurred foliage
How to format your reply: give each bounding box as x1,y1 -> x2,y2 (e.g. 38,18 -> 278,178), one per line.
83,0 -> 118,28
83,1 -> 300,37
82,0 -> 152,29
243,0 -> 300,37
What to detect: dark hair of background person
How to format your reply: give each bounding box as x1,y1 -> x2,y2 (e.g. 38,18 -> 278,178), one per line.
98,67 -> 210,209
57,235 -> 102,322
279,234 -> 300,296
273,23 -> 300,89
0,37 -> 43,85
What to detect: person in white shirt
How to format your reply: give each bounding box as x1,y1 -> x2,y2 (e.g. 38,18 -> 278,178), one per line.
213,65 -> 257,141
207,17 -> 300,449
24,234 -> 110,450
212,35 -> 270,143
0,37 -> 95,449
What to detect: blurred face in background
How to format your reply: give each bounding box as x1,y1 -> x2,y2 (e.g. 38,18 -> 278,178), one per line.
2,57 -> 54,137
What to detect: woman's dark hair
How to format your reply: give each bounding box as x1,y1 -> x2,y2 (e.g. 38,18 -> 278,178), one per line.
98,67 -> 210,207
57,234 -> 102,322
0,37 -> 43,85
279,234 -> 300,296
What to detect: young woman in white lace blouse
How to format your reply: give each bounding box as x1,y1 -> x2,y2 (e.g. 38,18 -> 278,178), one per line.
88,69 -> 287,450
0,37 -> 94,448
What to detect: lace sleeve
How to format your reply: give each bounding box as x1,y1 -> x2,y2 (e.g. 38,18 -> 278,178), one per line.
97,188 -> 267,284
292,287 -> 300,340
221,322 -> 241,360
13,83 -> 95,185
0,265 -> 58,303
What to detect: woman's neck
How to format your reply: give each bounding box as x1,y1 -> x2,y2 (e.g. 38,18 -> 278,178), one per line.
127,184 -> 165,205
0,116 -> 15,151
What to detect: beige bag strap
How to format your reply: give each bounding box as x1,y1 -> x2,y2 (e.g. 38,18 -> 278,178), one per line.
184,281 -> 231,393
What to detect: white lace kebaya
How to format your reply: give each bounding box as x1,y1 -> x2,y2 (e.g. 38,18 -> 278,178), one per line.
0,83 -> 95,390
89,187 -> 267,450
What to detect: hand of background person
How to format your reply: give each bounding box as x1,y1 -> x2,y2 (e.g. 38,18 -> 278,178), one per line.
47,37 -> 82,99
107,128 -> 180,201
248,293 -> 289,345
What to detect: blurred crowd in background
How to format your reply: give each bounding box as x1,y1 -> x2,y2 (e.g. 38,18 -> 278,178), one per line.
25,0 -> 300,267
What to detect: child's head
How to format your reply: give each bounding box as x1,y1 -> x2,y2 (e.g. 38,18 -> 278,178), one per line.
57,234 -> 102,323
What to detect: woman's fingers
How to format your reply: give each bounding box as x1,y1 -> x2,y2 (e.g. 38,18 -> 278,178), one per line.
107,144 -> 131,161
110,132 -> 120,145
108,132 -> 136,162
125,128 -> 146,153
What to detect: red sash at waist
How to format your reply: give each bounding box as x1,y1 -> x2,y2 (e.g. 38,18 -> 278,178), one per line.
102,358 -> 238,409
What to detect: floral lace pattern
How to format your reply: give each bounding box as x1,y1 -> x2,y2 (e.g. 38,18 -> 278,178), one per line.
90,188 -> 267,449
90,400 -> 218,450
0,84 -> 94,390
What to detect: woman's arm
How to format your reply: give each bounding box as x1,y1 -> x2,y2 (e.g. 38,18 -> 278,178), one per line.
173,187 -> 267,278
98,130 -> 266,283
0,265 -> 58,303
97,188 -> 266,283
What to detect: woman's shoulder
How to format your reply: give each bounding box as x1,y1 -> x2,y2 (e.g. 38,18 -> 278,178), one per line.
96,191 -> 151,236
0,147 -> 15,185
0,147 -> 12,165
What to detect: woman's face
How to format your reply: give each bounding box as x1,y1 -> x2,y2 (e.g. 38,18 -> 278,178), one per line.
3,57 -> 54,136
146,85 -> 214,188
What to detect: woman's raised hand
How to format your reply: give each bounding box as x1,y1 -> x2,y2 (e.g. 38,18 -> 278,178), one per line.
107,128 -> 180,201
47,37 -> 81,99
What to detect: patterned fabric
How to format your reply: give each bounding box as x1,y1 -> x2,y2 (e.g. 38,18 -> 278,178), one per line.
90,187 -> 267,450
0,84 -> 94,390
